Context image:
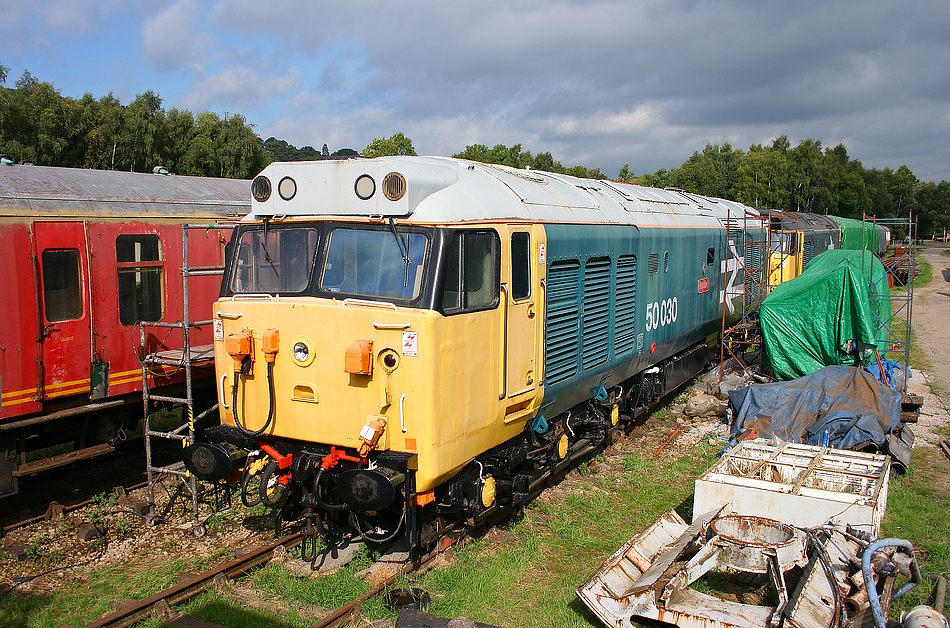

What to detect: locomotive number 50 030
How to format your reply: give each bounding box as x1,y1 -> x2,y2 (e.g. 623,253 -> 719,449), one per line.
645,297 -> 678,332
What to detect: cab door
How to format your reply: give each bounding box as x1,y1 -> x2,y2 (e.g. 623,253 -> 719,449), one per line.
34,222 -> 92,400
502,225 -> 541,399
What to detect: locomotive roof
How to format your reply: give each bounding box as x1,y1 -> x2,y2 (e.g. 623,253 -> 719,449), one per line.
0,164 -> 250,218
762,209 -> 840,232
249,156 -> 764,230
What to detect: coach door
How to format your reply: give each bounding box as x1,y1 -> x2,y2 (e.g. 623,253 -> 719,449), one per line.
34,222 -> 93,401
503,226 -> 541,400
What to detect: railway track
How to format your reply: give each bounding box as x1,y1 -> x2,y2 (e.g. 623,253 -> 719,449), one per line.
73,529 -> 462,628
0,437 -> 181,534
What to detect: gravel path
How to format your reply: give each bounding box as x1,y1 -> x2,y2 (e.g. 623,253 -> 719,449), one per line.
904,247 -> 950,446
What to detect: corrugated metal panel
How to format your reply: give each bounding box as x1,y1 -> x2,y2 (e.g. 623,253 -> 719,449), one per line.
0,165 -> 249,218
614,255 -> 637,356
582,257 -> 611,370
545,259 -> 581,384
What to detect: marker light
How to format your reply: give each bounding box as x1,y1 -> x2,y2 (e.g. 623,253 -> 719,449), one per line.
293,342 -> 310,362
278,176 -> 297,200
355,174 -> 376,200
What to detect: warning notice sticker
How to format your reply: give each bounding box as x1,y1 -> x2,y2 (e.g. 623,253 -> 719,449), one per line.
402,331 -> 418,356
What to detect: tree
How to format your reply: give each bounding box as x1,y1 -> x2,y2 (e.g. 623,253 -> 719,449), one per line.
735,144 -> 789,209
363,132 -> 416,157
668,143 -> 744,199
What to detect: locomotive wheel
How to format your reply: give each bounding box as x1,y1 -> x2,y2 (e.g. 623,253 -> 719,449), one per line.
259,460 -> 288,506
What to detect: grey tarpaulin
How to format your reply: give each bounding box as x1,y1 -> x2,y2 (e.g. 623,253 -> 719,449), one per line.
727,365 -> 911,468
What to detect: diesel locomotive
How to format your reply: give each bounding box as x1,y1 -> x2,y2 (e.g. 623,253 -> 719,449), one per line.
763,210 -> 891,291
188,156 -> 768,551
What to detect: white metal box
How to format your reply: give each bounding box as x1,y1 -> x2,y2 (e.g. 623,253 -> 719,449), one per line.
693,439 -> 890,535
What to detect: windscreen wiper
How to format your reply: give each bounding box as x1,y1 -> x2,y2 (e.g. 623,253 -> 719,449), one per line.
388,217 -> 411,287
260,217 -> 280,278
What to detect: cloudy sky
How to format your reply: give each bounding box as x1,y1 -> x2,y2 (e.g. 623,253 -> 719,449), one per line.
2,0 -> 949,182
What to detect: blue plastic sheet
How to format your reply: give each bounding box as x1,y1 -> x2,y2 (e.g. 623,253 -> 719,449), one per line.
728,366 -> 902,453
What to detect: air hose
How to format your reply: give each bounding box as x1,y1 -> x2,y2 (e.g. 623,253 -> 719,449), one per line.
232,361 -> 276,437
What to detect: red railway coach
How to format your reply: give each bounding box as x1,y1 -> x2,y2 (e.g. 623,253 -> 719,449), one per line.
0,164 -> 249,497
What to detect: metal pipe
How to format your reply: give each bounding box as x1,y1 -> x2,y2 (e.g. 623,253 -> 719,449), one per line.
863,538 -> 923,628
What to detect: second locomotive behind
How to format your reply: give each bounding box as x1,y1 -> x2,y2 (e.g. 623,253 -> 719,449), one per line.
188,156 -> 768,552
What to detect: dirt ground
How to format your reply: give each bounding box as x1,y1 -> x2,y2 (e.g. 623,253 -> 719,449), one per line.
903,247 -> 950,445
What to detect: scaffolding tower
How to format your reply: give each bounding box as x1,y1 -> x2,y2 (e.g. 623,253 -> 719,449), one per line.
866,210 -> 917,398
139,223 -> 231,535
718,206 -> 770,375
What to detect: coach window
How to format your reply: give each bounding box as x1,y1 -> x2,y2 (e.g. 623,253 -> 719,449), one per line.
440,230 -> 498,313
116,234 -> 164,325
42,249 -> 83,321
510,232 -> 531,301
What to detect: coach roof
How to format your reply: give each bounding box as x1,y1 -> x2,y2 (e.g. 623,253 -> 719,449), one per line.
0,164 -> 249,218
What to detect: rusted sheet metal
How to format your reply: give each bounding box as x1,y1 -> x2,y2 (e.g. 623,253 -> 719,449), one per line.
708,514 -> 807,574
578,508 -> 856,628
0,165 -> 249,218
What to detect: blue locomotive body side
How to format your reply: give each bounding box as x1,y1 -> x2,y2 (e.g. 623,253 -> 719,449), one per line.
540,222 -> 743,418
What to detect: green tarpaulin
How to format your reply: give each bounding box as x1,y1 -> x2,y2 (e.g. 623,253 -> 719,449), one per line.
761,249 -> 890,381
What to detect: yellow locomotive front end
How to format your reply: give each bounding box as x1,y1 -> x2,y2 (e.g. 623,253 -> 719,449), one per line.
189,159 -> 546,551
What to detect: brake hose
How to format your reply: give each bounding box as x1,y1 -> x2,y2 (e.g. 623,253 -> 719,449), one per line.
232,361 -> 276,437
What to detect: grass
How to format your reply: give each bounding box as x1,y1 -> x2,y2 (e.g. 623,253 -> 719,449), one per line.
883,446 -> 950,612
3,425 -> 946,628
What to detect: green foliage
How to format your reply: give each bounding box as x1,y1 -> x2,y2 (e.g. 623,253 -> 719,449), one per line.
262,137 -> 322,161
363,132 -> 417,157
0,69 -> 269,178
453,142 -> 606,179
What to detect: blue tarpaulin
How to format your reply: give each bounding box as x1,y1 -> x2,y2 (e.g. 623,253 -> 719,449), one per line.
728,366 -> 904,459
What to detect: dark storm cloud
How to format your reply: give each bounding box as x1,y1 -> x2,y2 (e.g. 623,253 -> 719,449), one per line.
209,0 -> 950,180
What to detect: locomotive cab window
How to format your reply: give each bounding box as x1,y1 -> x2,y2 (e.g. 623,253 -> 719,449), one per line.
706,247 -> 716,266
116,235 -> 163,325
231,227 -> 319,294
320,227 -> 427,301
441,230 -> 499,314
510,232 -> 531,301
42,249 -> 83,322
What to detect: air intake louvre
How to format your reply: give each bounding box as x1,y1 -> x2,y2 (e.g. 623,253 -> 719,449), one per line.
648,253 -> 659,274
615,255 -> 637,355
582,257 -> 611,370
383,172 -> 407,200
545,259 -> 581,384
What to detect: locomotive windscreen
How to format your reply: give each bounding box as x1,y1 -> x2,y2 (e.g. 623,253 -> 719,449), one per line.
321,228 -> 428,300
230,227 -> 319,294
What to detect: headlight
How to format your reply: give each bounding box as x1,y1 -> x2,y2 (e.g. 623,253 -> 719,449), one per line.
251,175 -> 271,202
293,342 -> 310,362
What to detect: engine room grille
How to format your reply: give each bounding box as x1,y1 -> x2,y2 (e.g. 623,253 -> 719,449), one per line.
545,259 -> 581,384
582,257 -> 611,370
614,255 -> 637,355
648,253 -> 659,274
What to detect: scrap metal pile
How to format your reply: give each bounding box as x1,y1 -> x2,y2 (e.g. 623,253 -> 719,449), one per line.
577,506 -> 939,628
